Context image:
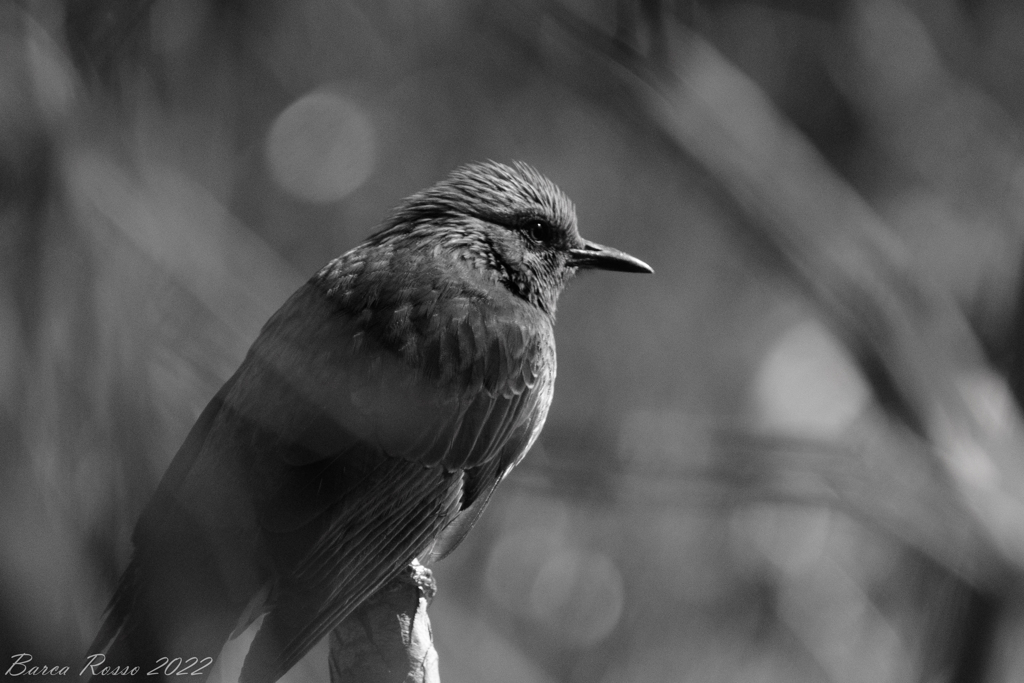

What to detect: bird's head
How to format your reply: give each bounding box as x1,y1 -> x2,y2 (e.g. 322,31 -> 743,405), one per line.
375,161 -> 652,315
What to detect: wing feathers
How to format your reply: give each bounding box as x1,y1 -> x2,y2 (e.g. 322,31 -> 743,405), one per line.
242,460 -> 462,683
101,281 -> 555,683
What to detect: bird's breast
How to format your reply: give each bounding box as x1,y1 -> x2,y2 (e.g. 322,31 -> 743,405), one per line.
329,257 -> 556,397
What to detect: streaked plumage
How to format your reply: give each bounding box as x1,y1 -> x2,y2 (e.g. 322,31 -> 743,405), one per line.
88,161 -> 651,683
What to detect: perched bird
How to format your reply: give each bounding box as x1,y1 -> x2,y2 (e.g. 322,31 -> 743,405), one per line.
88,161 -> 652,683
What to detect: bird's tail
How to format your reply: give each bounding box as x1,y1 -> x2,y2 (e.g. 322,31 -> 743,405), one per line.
84,558 -> 166,683
87,558 -> 139,660
84,541 -> 248,683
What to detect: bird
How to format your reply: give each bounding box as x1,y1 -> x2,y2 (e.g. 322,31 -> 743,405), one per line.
87,161 -> 652,683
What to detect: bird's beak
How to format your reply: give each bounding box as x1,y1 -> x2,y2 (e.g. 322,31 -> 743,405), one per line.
568,240 -> 654,274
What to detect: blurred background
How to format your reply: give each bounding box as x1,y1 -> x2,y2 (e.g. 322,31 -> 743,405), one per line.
6,0 -> 1024,681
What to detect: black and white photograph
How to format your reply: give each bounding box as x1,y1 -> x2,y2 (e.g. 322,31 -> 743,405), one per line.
3,1 -> 1024,682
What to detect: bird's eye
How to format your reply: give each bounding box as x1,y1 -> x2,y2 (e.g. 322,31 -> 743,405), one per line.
524,219 -> 554,244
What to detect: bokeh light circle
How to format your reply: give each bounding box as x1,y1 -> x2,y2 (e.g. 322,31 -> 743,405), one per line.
265,89 -> 375,203
485,530 -> 624,647
527,548 -> 624,646
754,320 -> 869,437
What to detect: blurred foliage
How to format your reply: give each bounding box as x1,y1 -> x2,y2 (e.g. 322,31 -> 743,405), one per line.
7,0 -> 1024,682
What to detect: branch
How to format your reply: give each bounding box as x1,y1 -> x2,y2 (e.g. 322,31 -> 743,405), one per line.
328,561 -> 440,683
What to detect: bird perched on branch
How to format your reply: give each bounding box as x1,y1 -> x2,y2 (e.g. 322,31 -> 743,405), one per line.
88,161 -> 652,683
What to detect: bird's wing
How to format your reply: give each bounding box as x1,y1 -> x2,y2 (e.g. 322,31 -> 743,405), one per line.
201,278 -> 554,530
161,280 -> 553,683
